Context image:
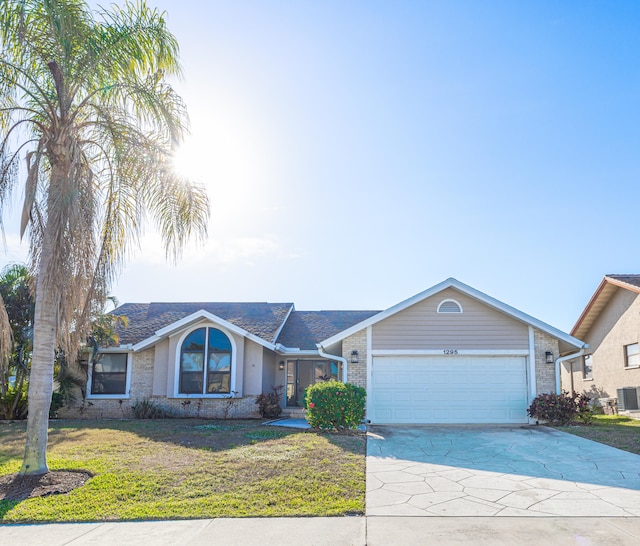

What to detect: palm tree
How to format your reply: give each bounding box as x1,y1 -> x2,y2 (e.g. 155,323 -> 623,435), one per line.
0,1 -> 209,475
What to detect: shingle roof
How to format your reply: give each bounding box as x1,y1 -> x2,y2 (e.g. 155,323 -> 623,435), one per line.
606,274 -> 640,289
275,310 -> 380,350
111,302 -> 293,346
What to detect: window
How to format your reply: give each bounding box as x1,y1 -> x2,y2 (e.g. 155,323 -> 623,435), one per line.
90,353 -> 129,396
437,299 -> 463,313
179,327 -> 232,394
625,343 -> 640,368
583,354 -> 593,380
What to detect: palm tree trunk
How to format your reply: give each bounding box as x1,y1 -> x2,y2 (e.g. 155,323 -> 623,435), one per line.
19,205 -> 58,476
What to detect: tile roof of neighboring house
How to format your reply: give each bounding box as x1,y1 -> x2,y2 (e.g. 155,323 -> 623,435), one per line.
275,310 -> 381,350
571,274 -> 640,339
111,302 -> 294,346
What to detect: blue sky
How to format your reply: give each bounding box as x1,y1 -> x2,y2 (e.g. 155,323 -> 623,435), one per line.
4,1 -> 640,333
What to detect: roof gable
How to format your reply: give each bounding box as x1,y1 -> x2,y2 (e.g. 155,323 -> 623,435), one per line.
572,275 -> 640,340
111,302 -> 293,349
319,278 -> 585,349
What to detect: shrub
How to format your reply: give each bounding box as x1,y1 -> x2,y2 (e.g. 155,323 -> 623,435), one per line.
50,391 -> 64,418
304,380 -> 366,431
575,392 -> 595,424
527,391 -> 593,425
255,385 -> 284,418
0,383 -> 28,420
131,398 -> 174,419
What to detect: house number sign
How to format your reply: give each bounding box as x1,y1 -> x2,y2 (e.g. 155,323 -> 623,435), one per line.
443,349 -> 459,355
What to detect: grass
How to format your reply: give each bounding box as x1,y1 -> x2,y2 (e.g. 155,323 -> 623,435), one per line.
0,419 -> 365,522
556,414 -> 640,455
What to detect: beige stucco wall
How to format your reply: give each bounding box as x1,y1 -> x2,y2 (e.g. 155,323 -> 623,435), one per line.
561,288 -> 640,399
243,339 -> 265,396
372,288 -> 529,350
151,338 -> 169,396
261,348 -> 277,393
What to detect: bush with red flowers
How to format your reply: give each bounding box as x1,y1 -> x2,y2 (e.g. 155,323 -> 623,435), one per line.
304,381 -> 366,430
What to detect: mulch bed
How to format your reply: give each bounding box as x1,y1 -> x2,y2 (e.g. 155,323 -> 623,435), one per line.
0,470 -> 91,501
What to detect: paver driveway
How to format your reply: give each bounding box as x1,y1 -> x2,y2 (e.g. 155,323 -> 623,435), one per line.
367,425 -> 640,517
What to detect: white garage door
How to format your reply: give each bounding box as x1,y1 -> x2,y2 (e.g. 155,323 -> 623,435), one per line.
371,356 -> 529,424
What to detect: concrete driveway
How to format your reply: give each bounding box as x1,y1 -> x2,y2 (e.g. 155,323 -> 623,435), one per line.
367,425 -> 640,517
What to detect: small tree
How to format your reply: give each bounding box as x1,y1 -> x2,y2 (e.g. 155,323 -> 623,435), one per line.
0,264 -> 34,419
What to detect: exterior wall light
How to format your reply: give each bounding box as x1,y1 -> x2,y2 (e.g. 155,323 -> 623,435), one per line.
545,351 -> 554,364
351,350 -> 359,364
278,361 -> 285,370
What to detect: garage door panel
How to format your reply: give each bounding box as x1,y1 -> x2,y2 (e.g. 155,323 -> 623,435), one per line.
371,356 -> 528,424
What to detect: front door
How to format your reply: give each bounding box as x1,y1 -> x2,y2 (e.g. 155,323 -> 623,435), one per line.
285,359 -> 343,407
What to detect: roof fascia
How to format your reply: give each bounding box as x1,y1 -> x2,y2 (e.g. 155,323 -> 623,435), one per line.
570,277 -> 609,338
571,276 -> 640,337
319,277 -> 585,349
98,345 -> 134,352
277,348 -> 321,356
132,310 -> 276,352
273,343 -> 320,356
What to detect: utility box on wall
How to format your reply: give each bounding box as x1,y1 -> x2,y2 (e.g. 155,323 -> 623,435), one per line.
616,387 -> 640,411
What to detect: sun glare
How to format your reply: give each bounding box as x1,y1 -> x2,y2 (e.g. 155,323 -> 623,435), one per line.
171,139 -> 203,182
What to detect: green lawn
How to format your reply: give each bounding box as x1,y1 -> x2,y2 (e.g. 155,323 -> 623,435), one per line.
556,415 -> 640,455
0,419 -> 365,522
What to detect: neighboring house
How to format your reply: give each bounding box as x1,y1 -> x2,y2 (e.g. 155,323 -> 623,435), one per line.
561,275 -> 640,410
62,278 -> 585,424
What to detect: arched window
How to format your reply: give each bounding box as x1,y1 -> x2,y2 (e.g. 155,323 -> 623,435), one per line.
437,299 -> 463,313
179,327 -> 232,394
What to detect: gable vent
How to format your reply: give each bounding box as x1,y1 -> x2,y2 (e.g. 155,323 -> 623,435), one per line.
437,299 -> 463,313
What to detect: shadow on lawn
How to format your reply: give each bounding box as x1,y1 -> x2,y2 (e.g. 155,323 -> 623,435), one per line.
50,419 -> 304,453
2,419 -> 295,455
1,418 -> 366,462
0,500 -> 19,519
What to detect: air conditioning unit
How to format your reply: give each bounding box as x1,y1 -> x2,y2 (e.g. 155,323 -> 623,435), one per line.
616,387 -> 640,411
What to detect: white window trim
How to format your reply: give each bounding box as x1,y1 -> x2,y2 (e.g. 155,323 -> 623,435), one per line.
86,350 -> 133,400
437,299 -> 463,313
583,354 -> 594,380
173,323 -> 238,398
624,343 -> 640,369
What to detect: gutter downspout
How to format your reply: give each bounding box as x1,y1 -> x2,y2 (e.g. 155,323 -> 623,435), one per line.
317,345 -> 349,383
555,348 -> 587,394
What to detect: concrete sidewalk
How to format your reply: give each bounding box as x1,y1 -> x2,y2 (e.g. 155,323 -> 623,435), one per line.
3,516 -> 640,545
